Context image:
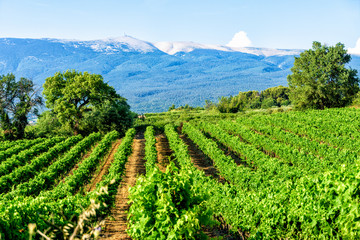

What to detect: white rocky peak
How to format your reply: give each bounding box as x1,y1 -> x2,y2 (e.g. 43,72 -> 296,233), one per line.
91,35 -> 157,53
49,35 -> 157,53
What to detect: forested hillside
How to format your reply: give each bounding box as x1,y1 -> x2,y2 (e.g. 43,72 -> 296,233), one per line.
1,37 -> 359,112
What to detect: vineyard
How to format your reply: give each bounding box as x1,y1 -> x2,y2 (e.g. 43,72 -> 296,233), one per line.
1,107 -> 360,239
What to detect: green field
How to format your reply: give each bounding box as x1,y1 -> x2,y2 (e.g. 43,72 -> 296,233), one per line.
1,107 -> 360,239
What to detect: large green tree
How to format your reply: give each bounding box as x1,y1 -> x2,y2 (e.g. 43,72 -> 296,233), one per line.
82,99 -> 134,136
43,70 -> 132,135
288,41 -> 359,109
0,74 -> 42,139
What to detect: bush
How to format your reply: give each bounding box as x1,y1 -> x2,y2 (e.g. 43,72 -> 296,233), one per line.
127,163 -> 214,239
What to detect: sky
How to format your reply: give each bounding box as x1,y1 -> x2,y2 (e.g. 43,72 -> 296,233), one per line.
0,0 -> 359,51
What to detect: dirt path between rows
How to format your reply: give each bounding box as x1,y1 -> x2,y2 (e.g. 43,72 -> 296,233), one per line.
54,143 -> 98,187
204,133 -> 250,167
85,139 -> 122,192
179,132 -> 237,239
179,134 -> 224,182
101,132 -> 146,240
155,134 -> 174,172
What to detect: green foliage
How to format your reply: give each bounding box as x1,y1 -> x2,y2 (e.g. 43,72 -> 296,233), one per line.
0,138 -> 44,161
0,137 -> 64,177
235,114 -> 358,169
94,128 -> 135,192
0,129 -> 136,239
9,107 -> 360,239
127,162 -> 213,240
168,104 -> 175,111
43,70 -> 131,135
39,131 -> 119,201
144,126 -> 157,173
82,99 -> 133,136
248,96 -> 262,109
2,132 -> 100,200
168,104 -> 204,112
260,97 -> 276,109
217,95 -> 245,113
0,73 -> 42,139
182,122 -> 245,186
351,92 -> 360,106
204,100 -> 217,111
134,109 -> 244,131
0,136 -> 82,194
28,110 -> 72,137
260,85 -> 290,107
180,110 -> 360,238
129,124 -> 214,239
288,41 -> 359,109
211,86 -> 291,113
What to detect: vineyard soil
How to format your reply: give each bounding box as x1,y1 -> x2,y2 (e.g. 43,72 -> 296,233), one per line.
155,134 -> 173,172
179,134 -> 223,182
179,134 -> 236,239
101,132 -> 146,239
86,139 -> 122,192
57,143 -> 99,187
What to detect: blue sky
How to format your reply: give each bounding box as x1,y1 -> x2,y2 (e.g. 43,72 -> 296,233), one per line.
0,0 -> 359,50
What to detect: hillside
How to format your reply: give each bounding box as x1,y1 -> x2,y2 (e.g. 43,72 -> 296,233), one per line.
0,36 -> 359,112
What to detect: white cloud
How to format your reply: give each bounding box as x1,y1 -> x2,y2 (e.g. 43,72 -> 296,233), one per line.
226,31 -> 252,48
348,37 -> 360,55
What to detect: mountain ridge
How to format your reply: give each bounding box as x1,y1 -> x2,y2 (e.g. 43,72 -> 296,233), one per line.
0,36 -> 359,113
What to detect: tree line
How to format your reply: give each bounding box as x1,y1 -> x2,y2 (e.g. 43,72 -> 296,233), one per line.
202,42 -> 359,113
204,85 -> 291,113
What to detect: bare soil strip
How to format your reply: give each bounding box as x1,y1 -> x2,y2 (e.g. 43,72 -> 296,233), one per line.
155,134 -> 174,172
179,134 -> 224,182
203,132 -> 251,167
85,139 -> 122,192
179,133 -> 237,239
53,143 -> 98,187
101,132 -> 146,240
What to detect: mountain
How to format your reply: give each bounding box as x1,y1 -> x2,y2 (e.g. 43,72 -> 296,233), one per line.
0,36 -> 359,113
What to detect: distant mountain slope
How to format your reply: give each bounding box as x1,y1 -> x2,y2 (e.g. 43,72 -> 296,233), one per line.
0,36 -> 359,113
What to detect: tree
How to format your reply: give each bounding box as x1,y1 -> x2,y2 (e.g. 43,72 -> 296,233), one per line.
260,86 -> 290,107
29,110 -> 69,138
0,74 -> 42,139
43,70 -> 131,135
168,104 -> 175,111
82,99 -> 134,136
204,100 -> 217,111
287,41 -> 359,109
